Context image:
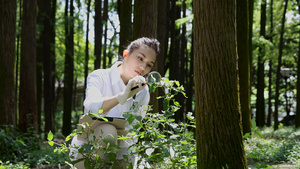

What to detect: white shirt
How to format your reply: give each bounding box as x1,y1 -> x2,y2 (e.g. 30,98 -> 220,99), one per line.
83,61 -> 150,127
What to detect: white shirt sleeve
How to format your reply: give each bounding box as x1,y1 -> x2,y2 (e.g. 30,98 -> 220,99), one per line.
83,71 -> 110,116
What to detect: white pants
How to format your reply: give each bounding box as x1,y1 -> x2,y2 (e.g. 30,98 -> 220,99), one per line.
69,123 -> 137,169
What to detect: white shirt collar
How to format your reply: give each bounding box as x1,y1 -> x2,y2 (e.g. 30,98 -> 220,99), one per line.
110,61 -> 123,85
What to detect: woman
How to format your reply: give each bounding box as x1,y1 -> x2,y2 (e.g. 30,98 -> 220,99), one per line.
70,37 -> 160,168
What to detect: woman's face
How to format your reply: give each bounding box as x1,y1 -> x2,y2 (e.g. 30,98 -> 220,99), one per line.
123,45 -> 156,79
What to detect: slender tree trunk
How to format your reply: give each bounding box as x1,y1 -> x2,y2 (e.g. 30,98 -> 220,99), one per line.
267,0 -> 274,127
36,0 -> 43,134
102,0 -> 108,69
50,0 -> 57,131
178,0 -> 187,122
274,0 -> 289,130
94,0 -> 102,69
194,0 -> 248,168
63,0 -> 74,136
249,0 -> 254,116
118,0 -> 132,56
295,0 -> 300,128
15,0 -> 22,116
84,0 -> 91,107
237,0 -> 251,134
42,0 -> 55,136
157,0 -> 169,113
19,0 -> 38,133
133,0 -> 158,112
0,0 -> 17,126
256,0 -> 266,127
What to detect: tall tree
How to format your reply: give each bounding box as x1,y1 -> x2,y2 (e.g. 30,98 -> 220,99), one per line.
267,0 -> 274,126
94,0 -> 103,69
133,0 -> 158,112
0,0 -> 17,126
41,0 -> 56,136
84,0 -> 91,104
237,0 -> 251,134
102,0 -> 108,69
36,0 -> 43,134
156,0 -> 169,112
19,0 -> 38,133
118,0 -> 132,56
62,0 -> 74,136
194,0 -> 248,168
274,0 -> 289,130
256,0 -> 267,127
295,0 -> 300,128
169,0 -> 182,122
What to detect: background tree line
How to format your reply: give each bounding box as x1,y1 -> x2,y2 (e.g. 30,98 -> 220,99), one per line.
0,0 -> 300,168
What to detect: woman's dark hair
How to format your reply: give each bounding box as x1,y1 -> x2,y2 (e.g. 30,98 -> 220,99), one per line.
119,37 -> 160,61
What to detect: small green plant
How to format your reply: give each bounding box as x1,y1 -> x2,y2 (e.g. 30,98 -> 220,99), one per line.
48,77 -> 197,168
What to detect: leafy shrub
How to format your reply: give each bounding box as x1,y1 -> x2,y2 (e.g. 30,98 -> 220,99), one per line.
245,127 -> 300,165
48,78 -> 197,169
0,125 -> 39,164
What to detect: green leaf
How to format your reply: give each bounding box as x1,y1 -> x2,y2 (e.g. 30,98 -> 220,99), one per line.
101,117 -> 109,122
47,131 -> 53,141
135,115 -> 142,122
153,122 -> 159,128
48,140 -> 54,146
127,114 -> 135,124
243,133 -> 251,139
163,99 -> 169,111
65,135 -> 71,142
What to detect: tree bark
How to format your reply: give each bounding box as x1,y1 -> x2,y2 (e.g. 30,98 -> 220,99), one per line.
94,0 -> 102,69
102,0 -> 108,69
274,0 -> 288,130
84,0 -> 91,108
194,0 -> 248,168
157,0 -> 169,114
256,0 -> 266,127
133,0 -> 158,112
237,0 -> 251,134
19,0 -> 38,133
0,0 -> 17,126
63,0 -> 74,136
118,0 -> 132,56
267,0 -> 274,127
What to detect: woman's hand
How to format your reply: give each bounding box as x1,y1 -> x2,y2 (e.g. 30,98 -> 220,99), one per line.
116,75 -> 146,105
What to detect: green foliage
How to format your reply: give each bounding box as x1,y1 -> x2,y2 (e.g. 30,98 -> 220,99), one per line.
0,125 -> 39,163
245,127 -> 300,166
48,77 -> 196,168
0,125 -> 67,168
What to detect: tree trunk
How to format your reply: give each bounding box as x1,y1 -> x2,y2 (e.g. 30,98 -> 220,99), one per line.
94,0 -> 102,69
19,0 -> 38,133
63,0 -> 74,136
194,0 -> 248,168
256,0 -> 266,127
41,0 -> 55,136
295,0 -> 300,128
84,0 -> 91,107
36,0 -> 43,135
118,0 -> 132,56
102,0 -> 108,69
267,0 -> 274,127
157,0 -> 169,114
237,0 -> 251,134
0,0 -> 17,126
133,0 -> 158,112
249,0 -> 254,111
169,0 -> 182,122
274,0 -> 288,130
